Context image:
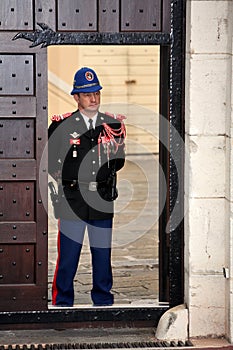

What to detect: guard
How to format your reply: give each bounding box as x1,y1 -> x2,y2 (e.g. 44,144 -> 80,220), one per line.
48,67 -> 126,307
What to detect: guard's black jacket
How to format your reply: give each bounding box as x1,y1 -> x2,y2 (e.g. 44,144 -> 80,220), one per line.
48,110 -> 125,220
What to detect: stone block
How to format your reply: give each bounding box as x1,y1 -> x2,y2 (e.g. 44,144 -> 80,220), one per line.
187,54 -> 230,135
189,305 -> 225,337
187,198 -> 226,271
187,275 -> 226,336
188,0 -> 231,55
187,135 -> 226,197
155,304 -> 188,342
188,274 -> 225,309
225,136 -> 231,201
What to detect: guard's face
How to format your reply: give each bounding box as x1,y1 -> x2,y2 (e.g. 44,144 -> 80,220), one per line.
74,91 -> 101,114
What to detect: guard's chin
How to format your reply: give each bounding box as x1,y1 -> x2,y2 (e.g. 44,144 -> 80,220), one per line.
86,106 -> 99,112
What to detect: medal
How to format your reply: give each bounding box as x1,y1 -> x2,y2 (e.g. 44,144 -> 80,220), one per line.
69,139 -> 80,158
73,145 -> 77,158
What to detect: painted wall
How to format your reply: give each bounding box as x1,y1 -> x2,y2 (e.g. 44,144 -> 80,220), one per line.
185,0 -> 233,339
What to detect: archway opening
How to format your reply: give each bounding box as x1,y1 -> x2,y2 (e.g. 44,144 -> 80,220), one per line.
47,45 -> 161,307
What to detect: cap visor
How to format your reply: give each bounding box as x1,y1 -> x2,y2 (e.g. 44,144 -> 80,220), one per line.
71,85 -> 102,95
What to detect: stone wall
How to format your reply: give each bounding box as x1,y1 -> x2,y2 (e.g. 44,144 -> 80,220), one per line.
185,0 -> 233,339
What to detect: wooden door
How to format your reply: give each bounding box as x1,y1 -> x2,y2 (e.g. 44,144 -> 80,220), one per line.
0,1 -> 48,311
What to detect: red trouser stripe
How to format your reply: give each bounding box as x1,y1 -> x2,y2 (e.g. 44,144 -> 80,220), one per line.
52,219 -> 61,306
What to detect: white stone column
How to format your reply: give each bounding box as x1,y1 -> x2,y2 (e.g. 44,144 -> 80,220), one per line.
228,11 -> 233,341
185,0 -> 233,338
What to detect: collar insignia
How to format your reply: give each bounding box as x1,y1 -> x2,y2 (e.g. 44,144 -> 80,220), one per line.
75,117 -> 80,121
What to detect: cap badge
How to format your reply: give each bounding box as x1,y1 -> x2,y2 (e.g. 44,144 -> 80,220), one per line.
85,71 -> 94,81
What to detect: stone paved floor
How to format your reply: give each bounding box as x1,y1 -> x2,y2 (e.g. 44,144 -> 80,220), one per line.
48,155 -> 159,306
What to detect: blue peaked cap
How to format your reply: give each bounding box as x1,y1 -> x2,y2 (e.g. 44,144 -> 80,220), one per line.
70,67 -> 102,95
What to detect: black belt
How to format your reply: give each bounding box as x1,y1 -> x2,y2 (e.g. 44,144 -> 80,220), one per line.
63,180 -> 106,191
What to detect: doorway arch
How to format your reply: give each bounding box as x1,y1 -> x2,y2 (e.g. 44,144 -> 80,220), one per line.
0,0 -> 185,328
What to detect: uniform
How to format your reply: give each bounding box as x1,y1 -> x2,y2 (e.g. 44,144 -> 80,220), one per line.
48,67 -> 126,306
48,110 -> 125,221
